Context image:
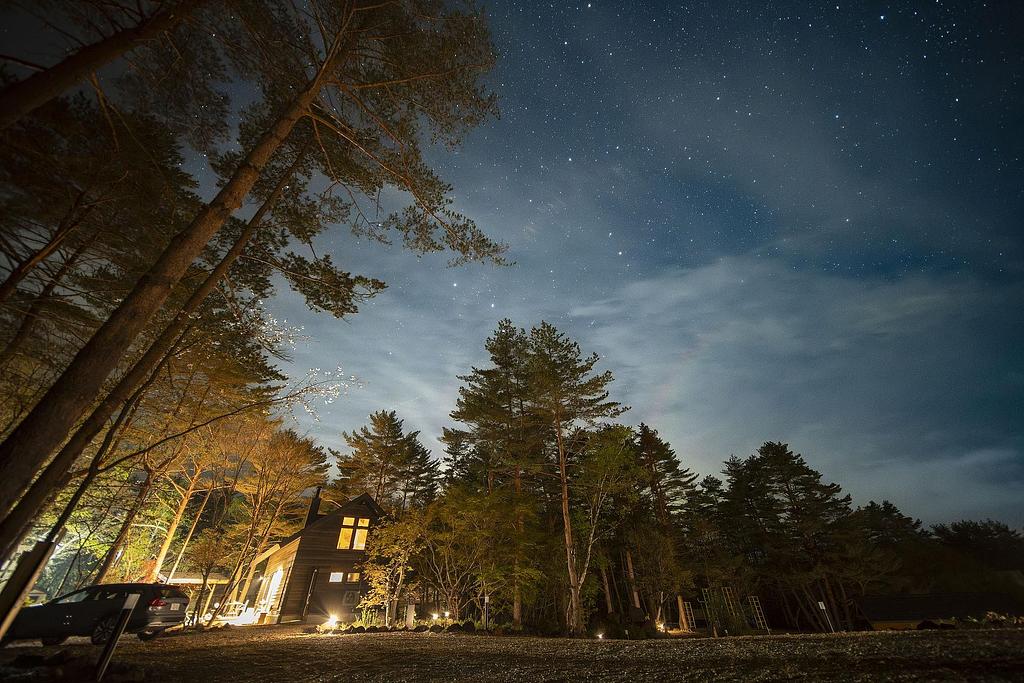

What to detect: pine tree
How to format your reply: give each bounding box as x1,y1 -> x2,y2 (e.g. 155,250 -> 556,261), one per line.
338,410 -> 437,512
0,0 -> 504,525
526,321 -> 626,635
632,424 -> 697,526
400,441 -> 440,510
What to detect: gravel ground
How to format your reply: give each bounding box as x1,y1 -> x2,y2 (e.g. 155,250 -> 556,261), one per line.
2,626 -> 1023,681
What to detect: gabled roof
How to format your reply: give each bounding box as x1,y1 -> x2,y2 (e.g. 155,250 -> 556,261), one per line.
278,492 -> 386,546
341,492 -> 387,518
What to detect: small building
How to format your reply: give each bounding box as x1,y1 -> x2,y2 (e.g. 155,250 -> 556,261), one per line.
161,571 -> 231,619
857,592 -> 1022,630
241,490 -> 384,625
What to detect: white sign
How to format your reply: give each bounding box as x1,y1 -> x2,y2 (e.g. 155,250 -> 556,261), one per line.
817,601 -> 826,611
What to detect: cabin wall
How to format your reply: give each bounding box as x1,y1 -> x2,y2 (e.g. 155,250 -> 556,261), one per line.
277,498 -> 379,623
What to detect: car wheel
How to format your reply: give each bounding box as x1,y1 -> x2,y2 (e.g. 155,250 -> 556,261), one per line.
41,635 -> 68,646
137,628 -> 165,641
91,616 -> 118,645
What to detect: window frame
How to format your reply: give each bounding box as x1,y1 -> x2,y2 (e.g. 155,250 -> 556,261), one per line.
337,516 -> 372,550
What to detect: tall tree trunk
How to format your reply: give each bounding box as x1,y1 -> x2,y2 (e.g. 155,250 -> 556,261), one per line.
0,0 -> 203,130
780,589 -> 798,630
0,50 -> 338,518
209,497 -> 286,624
92,473 -> 154,583
512,465 -> 522,628
0,194 -> 92,305
166,482 -> 214,582
821,576 -> 844,631
0,317 -> 187,565
55,544 -> 85,596
0,240 -> 89,366
677,594 -> 689,631
799,586 -> 828,632
147,473 -> 198,581
625,549 -> 642,611
0,148 -> 305,562
837,579 -> 854,631
193,570 -> 212,625
554,414 -> 583,635
606,560 -> 623,616
600,564 -> 615,616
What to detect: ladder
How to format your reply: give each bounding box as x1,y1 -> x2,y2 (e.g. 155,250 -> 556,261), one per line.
700,587 -> 716,630
683,601 -> 696,632
747,595 -> 769,634
721,586 -> 741,617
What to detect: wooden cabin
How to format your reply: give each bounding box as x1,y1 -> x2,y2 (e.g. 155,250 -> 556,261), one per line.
242,490 -> 384,624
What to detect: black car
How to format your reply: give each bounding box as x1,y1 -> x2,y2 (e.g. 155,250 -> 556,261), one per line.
2,583 -> 189,645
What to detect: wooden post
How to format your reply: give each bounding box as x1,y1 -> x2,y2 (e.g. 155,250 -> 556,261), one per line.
96,593 -> 139,682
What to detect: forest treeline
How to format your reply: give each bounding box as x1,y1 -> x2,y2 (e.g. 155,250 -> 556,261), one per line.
1,1 -> 1021,639
0,0 -> 501,626
334,320 -> 1024,635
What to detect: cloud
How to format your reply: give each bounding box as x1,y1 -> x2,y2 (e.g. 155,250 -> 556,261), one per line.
568,256 -> 1024,524
260,6 -> 1023,529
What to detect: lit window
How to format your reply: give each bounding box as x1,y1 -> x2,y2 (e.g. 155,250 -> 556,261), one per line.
329,572 -> 344,583
346,572 -> 360,583
338,517 -> 371,550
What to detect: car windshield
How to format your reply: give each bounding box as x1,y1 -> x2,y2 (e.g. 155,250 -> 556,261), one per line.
92,588 -> 129,601
53,590 -> 89,604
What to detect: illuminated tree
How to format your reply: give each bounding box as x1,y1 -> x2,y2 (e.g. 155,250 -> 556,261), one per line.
0,0 -> 503,540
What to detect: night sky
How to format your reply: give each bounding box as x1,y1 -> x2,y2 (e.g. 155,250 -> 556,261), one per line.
269,1 -> 1024,525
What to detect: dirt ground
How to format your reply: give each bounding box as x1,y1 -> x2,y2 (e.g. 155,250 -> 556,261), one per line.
2,625 -> 1023,681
